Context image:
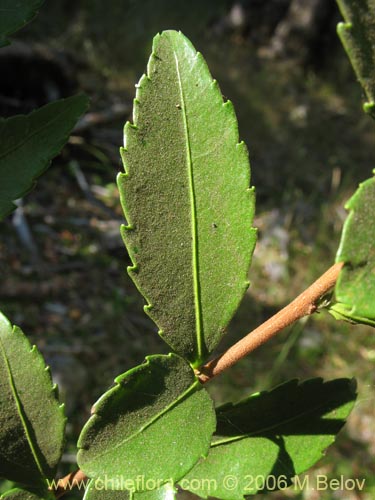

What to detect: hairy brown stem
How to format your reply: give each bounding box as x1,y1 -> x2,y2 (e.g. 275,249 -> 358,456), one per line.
197,262 -> 343,384
52,469 -> 89,498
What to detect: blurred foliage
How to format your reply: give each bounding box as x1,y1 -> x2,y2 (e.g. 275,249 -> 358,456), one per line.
20,0 -> 227,77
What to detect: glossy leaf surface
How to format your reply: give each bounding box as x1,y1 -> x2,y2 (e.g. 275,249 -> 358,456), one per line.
0,94 -> 88,220
77,354 -> 215,491
182,378 -> 356,499
336,0 -> 375,118
330,173 -> 375,326
0,312 -> 66,487
84,479 -> 176,500
118,30 -> 256,365
0,0 -> 44,47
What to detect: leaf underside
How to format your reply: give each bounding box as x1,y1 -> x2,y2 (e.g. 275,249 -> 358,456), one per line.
0,0 -> 44,47
182,378 -> 357,499
84,479 -> 176,500
118,30 -> 256,365
330,172 -> 375,326
0,94 -> 89,220
0,312 -> 66,487
336,0 -> 375,118
77,353 -> 215,491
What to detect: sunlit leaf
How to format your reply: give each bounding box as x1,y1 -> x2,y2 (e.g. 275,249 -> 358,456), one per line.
336,0 -> 375,118
0,312 -> 66,487
330,172 -> 375,326
0,94 -> 89,220
77,353 -> 215,492
118,30 -> 256,365
0,0 -> 44,47
84,479 -> 176,500
181,378 -> 356,499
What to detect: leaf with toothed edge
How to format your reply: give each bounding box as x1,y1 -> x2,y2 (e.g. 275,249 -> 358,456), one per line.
181,378 -> 357,499
0,311 -> 66,488
336,0 -> 375,119
77,353 -> 215,492
118,30 -> 256,366
0,0 -> 45,48
83,479 -> 177,500
329,171 -> 375,326
0,94 -> 89,220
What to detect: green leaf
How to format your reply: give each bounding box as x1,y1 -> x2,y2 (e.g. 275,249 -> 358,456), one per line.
84,479 -> 176,500
0,489 -> 55,500
0,0 -> 45,47
0,94 -> 89,220
118,30 -> 256,365
77,353 -> 215,492
181,378 -> 356,499
336,0 -> 375,118
329,172 -> 375,326
0,312 -> 66,487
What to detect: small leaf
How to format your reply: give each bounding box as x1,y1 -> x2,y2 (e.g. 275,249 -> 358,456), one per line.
336,0 -> 375,118
329,172 -> 375,326
84,479 -> 176,500
0,312 -> 66,487
77,353 -> 215,491
0,0 -> 44,47
181,378 -> 356,499
118,30 -> 256,365
0,489 -> 54,500
0,94 -> 89,220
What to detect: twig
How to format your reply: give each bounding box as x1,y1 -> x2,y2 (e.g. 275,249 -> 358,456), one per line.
197,262 -> 343,384
52,469 -> 89,498
69,160 -> 118,218
12,200 -> 39,262
52,262 -> 343,498
73,104 -> 130,133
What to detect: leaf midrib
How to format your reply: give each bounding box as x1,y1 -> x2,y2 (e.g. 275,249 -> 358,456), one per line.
173,48 -> 204,365
85,380 -> 199,461
212,399 -> 346,447
0,103 -> 73,162
0,330 -> 46,479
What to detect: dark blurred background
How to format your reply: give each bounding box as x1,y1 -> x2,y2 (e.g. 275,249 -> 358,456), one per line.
0,1 -> 374,498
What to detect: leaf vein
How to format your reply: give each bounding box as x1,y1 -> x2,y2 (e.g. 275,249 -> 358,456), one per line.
173,50 -> 205,364
0,331 -> 45,478
87,381 -> 199,460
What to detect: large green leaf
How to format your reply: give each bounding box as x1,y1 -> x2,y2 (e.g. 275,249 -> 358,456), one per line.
118,30 -> 256,366
0,94 -> 89,220
0,0 -> 44,47
336,0 -> 375,119
0,312 -> 66,487
329,172 -> 375,326
181,378 -> 356,499
84,479 -> 176,500
77,353 -> 215,491
0,489 -> 55,500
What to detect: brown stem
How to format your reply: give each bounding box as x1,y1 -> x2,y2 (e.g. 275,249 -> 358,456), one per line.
52,469 -> 89,498
52,263 -> 343,496
197,262 -> 343,384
